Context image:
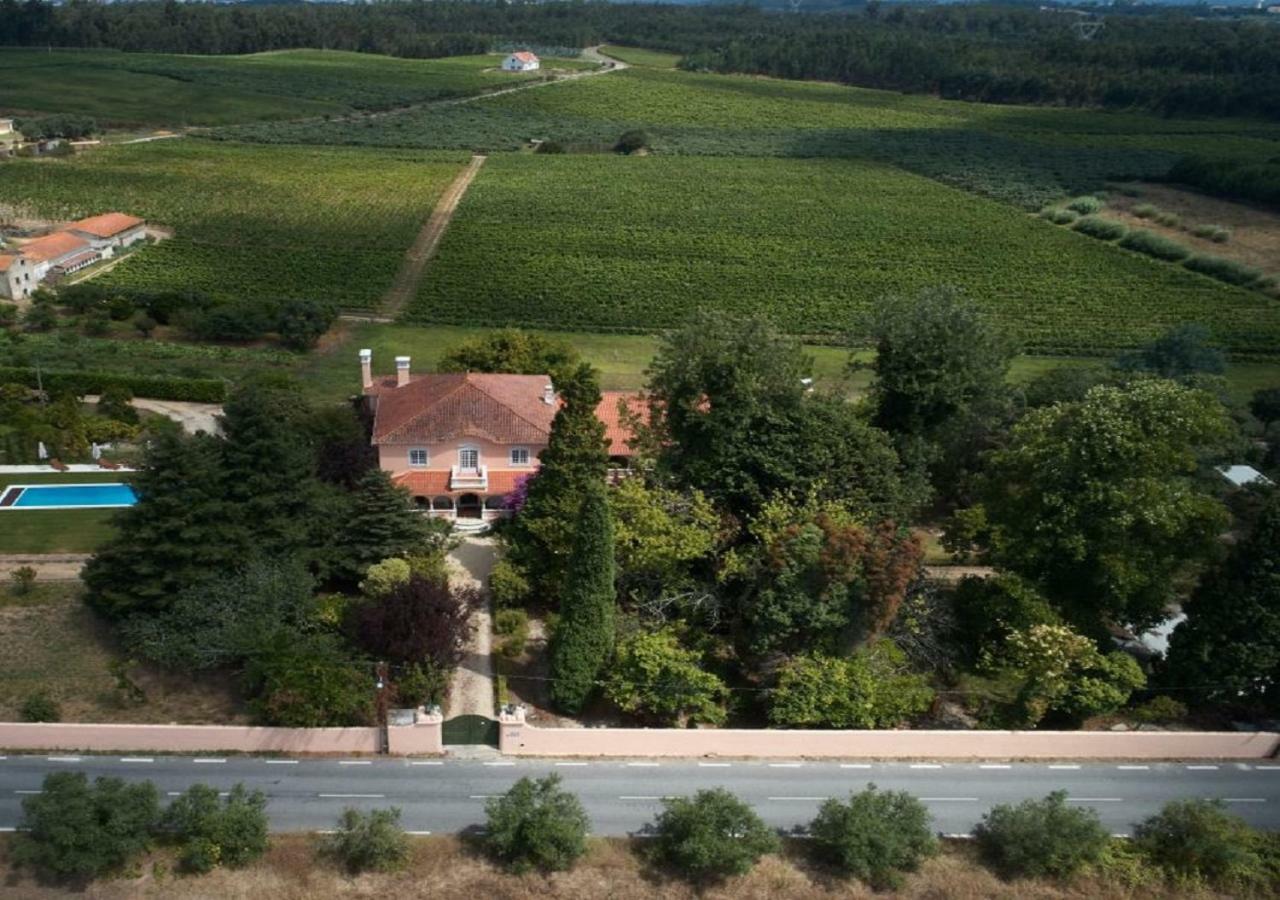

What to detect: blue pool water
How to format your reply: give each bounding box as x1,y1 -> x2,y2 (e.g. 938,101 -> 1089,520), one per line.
9,484 -> 138,509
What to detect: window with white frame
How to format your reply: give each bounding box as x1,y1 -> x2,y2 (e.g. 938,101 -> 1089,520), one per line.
509,447 -> 531,466
408,448 -> 428,467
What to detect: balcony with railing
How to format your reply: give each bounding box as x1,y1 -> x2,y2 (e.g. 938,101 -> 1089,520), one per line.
449,464 -> 488,491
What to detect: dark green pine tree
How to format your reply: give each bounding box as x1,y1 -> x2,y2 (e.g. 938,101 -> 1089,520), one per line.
333,468 -> 431,585
548,486 -> 617,714
218,378 -> 326,565
508,363 -> 609,596
84,430 -> 234,619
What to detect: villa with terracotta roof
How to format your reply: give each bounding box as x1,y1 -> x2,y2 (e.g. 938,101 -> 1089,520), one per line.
359,350 -> 642,524
17,231 -> 99,281
502,50 -> 540,72
68,212 -> 147,252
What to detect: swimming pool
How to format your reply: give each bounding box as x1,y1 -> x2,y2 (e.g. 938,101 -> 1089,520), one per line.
0,483 -> 138,510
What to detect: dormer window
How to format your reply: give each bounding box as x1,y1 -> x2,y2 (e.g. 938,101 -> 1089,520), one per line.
408,448 -> 428,467
510,447 -> 531,466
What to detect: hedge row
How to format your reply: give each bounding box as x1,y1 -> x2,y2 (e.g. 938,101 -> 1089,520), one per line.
0,367 -> 227,403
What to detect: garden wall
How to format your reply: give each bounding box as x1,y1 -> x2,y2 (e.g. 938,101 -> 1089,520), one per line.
0,711 -> 444,756
498,711 -> 1280,760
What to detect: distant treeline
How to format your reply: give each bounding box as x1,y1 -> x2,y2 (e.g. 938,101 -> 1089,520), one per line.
3,1 -> 1279,120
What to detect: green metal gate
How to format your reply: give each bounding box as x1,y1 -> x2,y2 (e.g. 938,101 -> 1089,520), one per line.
442,714 -> 499,747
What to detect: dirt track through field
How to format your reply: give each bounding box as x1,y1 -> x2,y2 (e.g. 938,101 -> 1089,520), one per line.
380,153 -> 486,318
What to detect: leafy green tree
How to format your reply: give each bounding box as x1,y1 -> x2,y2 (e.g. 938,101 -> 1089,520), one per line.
1134,799 -> 1268,889
161,783 -> 269,874
12,773 -> 159,882
952,573 -> 1060,663
1162,491 -> 1280,713
996,624 -> 1145,726
861,286 -> 1015,492
973,791 -> 1109,880
809,785 -> 938,888
438,328 -> 579,385
348,573 -> 476,671
651,788 -> 779,884
1250,387 -> 1280,425
1116,323 -> 1226,379
321,808 -> 409,874
605,628 -> 729,725
332,468 -> 430,586
121,557 -> 316,670
548,486 -> 617,713
609,477 -> 718,596
244,631 -> 374,727
20,691 -> 60,723
768,640 -> 934,728
275,298 -> 335,351
358,557 -> 411,598
97,384 -> 138,424
84,430 -> 232,618
976,379 -> 1231,629
484,775 -> 590,874
739,496 -> 922,658
507,362 -> 609,597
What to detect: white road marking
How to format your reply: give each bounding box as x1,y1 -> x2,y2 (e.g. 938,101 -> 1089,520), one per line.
193,758 -> 226,764
920,797 -> 980,802
0,827 -> 14,832
265,759 -> 298,765
1117,765 -> 1149,770
1186,765 -> 1219,770
1254,766 -> 1280,771
555,762 -> 589,767
1110,833 -> 1131,838
1068,797 -> 1123,802
619,795 -> 675,801
767,796 -> 825,801
47,757 -> 81,763
410,761 -> 443,766
469,794 -> 501,799
840,763 -> 872,769
769,763 -> 803,768
407,830 -> 432,835
910,764 -> 943,769
699,762 -> 732,768
626,762 -> 660,767
338,760 -> 372,766
319,793 -> 385,799
484,761 -> 516,767
14,789 -> 40,795
169,791 -> 232,798
1049,765 -> 1081,770
120,758 -> 154,763
979,764 -> 1011,770
1222,798 -> 1266,803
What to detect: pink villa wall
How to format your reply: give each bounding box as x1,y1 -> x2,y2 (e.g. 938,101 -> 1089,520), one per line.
377,438 -> 545,475
498,713 -> 1280,761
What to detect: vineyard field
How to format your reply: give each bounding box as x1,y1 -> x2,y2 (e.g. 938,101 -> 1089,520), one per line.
0,50 -> 563,126
221,67 -> 1280,209
0,141 -> 469,310
408,154 -> 1280,354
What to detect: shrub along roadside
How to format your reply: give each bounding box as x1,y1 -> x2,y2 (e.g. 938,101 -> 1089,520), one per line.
972,790 -> 1110,879
1183,254 -> 1263,287
650,788 -> 780,884
1119,229 -> 1191,262
483,774 -> 590,874
1072,215 -> 1128,241
808,785 -> 937,888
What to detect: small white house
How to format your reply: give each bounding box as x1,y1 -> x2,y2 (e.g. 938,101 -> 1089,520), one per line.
502,51 -> 540,72
0,118 -> 14,136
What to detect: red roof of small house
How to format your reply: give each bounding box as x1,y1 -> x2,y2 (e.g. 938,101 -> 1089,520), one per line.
371,372 -> 557,445
392,469 -> 530,497
0,254 -> 19,272
18,231 -> 90,263
511,51 -> 539,62
596,391 -> 646,457
68,213 -> 145,238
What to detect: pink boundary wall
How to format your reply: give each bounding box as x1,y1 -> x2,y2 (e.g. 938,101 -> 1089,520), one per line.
498,711 -> 1280,760
0,712 -> 443,756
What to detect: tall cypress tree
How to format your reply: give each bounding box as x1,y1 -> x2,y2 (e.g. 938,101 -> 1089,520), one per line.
548,486 -> 617,714
508,363 -> 609,597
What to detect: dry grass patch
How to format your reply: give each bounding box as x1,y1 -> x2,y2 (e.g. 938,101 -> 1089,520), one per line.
0,836 -> 1241,900
0,582 -> 244,724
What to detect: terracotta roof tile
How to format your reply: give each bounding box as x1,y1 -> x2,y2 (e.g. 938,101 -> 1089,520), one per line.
511,51 -> 539,62
0,254 -> 18,272
69,212 -> 145,238
596,391 -> 646,456
18,231 -> 89,263
392,469 -> 531,497
372,372 -> 556,445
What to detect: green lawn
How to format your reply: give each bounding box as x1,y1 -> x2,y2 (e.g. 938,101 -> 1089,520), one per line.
0,50 -> 549,127
599,45 -> 682,69
0,471 -> 127,554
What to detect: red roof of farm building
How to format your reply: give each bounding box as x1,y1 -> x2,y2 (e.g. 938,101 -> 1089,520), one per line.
0,254 -> 18,272
69,212 -> 145,238
511,51 -> 539,62
18,231 -> 89,263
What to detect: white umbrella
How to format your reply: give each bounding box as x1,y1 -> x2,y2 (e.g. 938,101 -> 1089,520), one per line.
91,442 -> 102,461
37,441 -> 47,460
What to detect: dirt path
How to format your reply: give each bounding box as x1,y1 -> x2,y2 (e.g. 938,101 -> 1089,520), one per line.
924,565 -> 996,582
445,537 -> 497,720
84,395 -> 222,435
0,554 -> 90,582
379,154 -> 487,319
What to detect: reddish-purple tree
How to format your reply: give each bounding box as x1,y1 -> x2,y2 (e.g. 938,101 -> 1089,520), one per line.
349,575 -> 478,670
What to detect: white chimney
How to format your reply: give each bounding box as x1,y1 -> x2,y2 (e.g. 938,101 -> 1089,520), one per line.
359,348 -> 373,390
396,356 -> 411,388
543,382 -> 555,405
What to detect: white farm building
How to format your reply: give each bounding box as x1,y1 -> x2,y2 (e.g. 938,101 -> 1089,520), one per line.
502,51 -> 540,72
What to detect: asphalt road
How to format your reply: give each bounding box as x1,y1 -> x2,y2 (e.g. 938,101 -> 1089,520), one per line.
2,755 -> 1278,836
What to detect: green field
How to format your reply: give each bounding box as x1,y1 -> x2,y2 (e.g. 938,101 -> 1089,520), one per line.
0,141 -> 468,310
408,154 -> 1280,353
599,45 -> 683,69
0,471 -> 126,554
0,50 -> 562,126
219,66 -> 1280,208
